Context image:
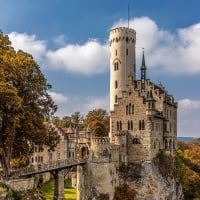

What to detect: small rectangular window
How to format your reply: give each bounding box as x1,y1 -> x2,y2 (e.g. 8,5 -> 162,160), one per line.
126,49 -> 128,55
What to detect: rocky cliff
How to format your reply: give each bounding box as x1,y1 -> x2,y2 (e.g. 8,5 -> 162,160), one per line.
119,161 -> 184,200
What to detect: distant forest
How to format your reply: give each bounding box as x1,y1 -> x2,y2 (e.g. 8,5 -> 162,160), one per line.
177,138 -> 200,199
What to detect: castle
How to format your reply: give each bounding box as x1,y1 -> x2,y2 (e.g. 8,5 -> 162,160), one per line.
109,27 -> 177,163
31,26 -> 178,200
76,27 -> 177,200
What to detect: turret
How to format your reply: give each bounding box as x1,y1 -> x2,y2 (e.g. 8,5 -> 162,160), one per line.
109,27 -> 136,111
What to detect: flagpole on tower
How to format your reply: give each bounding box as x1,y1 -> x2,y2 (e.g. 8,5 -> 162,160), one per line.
128,1 -> 130,28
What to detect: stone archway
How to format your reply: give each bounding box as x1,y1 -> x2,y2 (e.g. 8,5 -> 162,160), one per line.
79,146 -> 89,160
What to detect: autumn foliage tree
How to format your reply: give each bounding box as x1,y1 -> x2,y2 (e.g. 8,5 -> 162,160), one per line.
176,140 -> 200,199
113,183 -> 137,200
0,31 -> 58,179
83,109 -> 109,136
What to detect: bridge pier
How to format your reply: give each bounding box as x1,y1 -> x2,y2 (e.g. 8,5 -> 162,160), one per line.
52,170 -> 65,200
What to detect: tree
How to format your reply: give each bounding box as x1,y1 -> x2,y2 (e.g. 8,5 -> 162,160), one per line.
0,31 -> 58,178
83,109 -> 110,136
71,111 -> 84,130
176,141 -> 200,199
61,115 -> 72,127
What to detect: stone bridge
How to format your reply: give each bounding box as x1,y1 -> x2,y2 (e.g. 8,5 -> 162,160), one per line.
16,158 -> 86,200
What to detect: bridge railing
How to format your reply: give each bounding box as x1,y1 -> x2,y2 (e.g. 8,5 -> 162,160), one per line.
13,158 -> 85,177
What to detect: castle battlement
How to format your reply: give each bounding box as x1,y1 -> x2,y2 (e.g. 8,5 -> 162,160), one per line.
115,130 -> 128,137
110,27 -> 136,35
90,137 -> 110,144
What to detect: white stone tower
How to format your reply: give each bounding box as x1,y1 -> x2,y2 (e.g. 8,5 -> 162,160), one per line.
109,27 -> 136,111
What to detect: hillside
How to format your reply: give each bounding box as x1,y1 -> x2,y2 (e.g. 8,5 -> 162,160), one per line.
177,139 -> 200,199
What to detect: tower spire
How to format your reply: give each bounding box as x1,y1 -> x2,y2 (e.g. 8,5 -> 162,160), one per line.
141,49 -> 147,91
141,49 -> 147,80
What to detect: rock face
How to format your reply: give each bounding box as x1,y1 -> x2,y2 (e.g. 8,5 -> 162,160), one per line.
119,161 -> 184,200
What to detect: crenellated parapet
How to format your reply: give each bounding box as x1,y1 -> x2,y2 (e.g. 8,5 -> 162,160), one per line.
109,27 -> 136,46
90,137 -> 110,144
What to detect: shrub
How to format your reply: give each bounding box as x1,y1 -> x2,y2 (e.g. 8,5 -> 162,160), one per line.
113,183 -> 136,200
154,149 -> 175,179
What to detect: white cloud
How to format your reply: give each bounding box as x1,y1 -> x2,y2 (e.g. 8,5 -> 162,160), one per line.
178,99 -> 200,137
46,40 -> 109,75
178,99 -> 200,111
8,32 -> 47,63
51,94 -> 109,118
112,17 -> 200,75
84,95 -> 109,112
8,18 -> 200,75
48,91 -> 68,104
48,91 -> 69,117
53,34 -> 68,46
9,32 -> 109,75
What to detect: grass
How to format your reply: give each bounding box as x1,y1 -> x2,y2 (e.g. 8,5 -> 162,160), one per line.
41,179 -> 76,200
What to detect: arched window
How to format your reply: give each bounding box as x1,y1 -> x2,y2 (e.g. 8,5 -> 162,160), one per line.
117,121 -> 119,130
139,120 -> 141,130
126,105 -> 128,115
115,95 -> 118,103
131,120 -> 133,130
173,140 -> 176,149
120,121 -> 122,130
133,138 -> 140,144
131,104 -> 134,114
142,120 -> 145,130
129,103 -> 131,115
114,62 -> 119,71
127,121 -> 130,130
139,120 -> 145,130
165,139 -> 168,149
169,139 -> 172,149
115,80 -> 118,89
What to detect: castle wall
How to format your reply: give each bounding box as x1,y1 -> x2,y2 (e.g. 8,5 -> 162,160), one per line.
77,161 -> 119,200
77,136 -> 119,200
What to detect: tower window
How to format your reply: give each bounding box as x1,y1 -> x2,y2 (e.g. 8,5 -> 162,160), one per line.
114,62 -> 119,71
115,50 -> 117,56
115,80 -> 118,89
126,49 -> 128,55
115,95 -> 118,103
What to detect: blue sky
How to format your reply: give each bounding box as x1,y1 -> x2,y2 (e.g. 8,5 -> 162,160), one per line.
0,0 -> 200,137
